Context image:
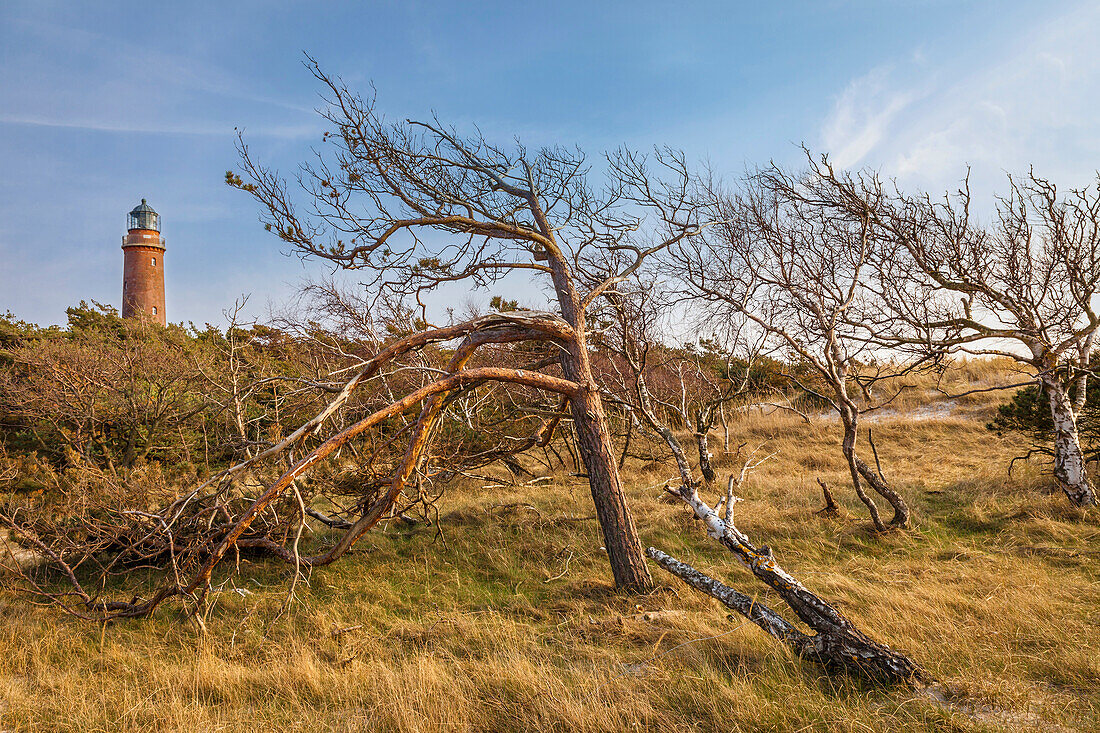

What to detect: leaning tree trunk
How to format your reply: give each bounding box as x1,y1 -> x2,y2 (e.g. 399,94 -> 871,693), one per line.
650,485 -> 926,686
854,456 -> 910,527
535,199 -> 654,592
567,380 -> 654,590
1044,378 -> 1098,507
545,270 -> 652,590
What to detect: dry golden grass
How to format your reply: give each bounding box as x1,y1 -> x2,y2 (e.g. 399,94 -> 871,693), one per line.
850,355 -> 1028,416
1,359 -> 1097,731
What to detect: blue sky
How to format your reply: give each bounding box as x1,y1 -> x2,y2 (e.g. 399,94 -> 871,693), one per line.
2,1 -> 1098,327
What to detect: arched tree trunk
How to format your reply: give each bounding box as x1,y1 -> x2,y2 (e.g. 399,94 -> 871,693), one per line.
841,410 -> 910,528
1044,378 -> 1098,507
841,417 -> 886,532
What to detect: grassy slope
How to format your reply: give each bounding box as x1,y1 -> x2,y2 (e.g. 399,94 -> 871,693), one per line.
1,369 -> 1098,731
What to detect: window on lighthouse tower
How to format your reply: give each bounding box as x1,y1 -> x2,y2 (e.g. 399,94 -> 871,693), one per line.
153,306 -> 158,315
151,257 -> 156,267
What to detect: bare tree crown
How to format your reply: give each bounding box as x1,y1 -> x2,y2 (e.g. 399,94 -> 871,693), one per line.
228,58 -> 705,318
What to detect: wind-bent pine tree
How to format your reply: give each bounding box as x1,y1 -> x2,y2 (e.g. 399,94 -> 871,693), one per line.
228,59 -> 711,590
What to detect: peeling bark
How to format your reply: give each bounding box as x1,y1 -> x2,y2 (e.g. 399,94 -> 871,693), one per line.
694,421 -> 717,485
1043,378 -> 1098,507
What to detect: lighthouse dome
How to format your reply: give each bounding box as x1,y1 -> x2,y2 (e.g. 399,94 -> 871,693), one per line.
127,198 -> 160,232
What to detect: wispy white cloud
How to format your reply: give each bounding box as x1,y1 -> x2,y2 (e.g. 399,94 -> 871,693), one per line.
0,16 -> 319,140
821,67 -> 922,169
818,1 -> 1100,194
0,112 -> 320,139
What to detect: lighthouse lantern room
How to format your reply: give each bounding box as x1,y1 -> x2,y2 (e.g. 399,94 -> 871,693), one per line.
121,199 -> 166,325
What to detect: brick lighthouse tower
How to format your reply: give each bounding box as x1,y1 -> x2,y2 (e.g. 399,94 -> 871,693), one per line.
121,199 -> 166,325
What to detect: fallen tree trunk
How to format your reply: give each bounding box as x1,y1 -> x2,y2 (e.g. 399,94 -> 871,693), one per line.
651,483 -> 927,687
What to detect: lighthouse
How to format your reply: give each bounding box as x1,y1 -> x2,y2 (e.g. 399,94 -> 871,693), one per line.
121,199 -> 166,325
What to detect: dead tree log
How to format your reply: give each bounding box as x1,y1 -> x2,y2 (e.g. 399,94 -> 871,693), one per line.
815,478 -> 839,516
651,483 -> 926,687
